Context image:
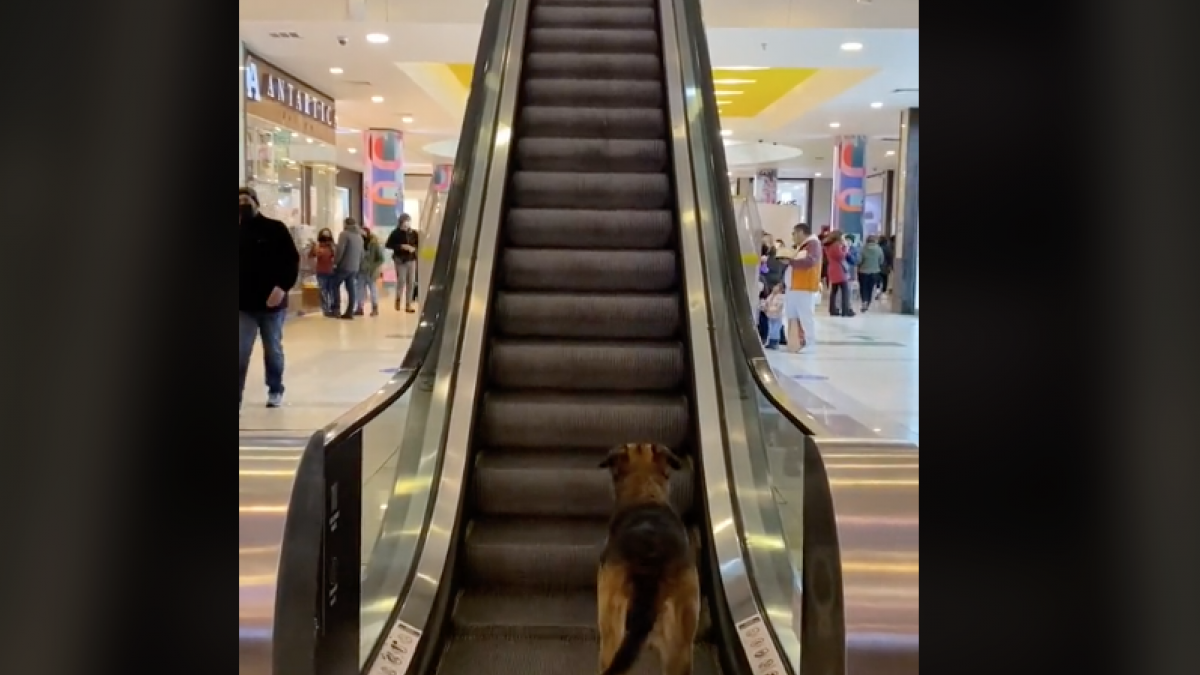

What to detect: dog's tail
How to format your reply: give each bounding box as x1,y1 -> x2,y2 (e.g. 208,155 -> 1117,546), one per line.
602,572 -> 659,675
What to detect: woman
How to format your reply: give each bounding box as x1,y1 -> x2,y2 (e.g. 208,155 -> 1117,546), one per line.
857,234 -> 885,312
355,226 -> 386,316
308,228 -> 337,317
824,231 -> 854,317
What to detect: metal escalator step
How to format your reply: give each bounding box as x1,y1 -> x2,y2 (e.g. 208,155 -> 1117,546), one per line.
536,0 -> 656,7
528,28 -> 658,54
473,448 -> 694,518
511,172 -> 670,210
525,53 -> 662,81
520,107 -> 664,139
507,209 -> 673,250
452,590 -> 715,641
495,292 -> 680,339
517,138 -> 668,173
488,340 -> 685,391
480,392 -> 689,450
501,248 -> 676,293
523,80 -> 663,110
464,517 -> 606,590
531,6 -> 656,29
437,637 -> 723,675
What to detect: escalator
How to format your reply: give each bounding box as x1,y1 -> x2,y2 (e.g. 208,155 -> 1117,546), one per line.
430,0 -> 723,673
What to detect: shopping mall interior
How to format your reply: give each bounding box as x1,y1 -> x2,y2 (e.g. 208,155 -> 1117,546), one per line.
239,1 -> 918,674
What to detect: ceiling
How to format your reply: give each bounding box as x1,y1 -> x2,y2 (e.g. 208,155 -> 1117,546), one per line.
240,0 -> 918,177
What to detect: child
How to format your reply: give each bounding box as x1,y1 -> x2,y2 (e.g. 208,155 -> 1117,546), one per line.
763,281 -> 786,349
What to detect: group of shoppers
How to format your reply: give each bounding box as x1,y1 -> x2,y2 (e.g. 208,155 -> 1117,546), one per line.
756,224 -> 897,353
238,184 -> 422,411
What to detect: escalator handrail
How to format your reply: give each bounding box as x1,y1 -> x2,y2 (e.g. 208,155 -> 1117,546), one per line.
313,0 -> 513,450
673,0 -> 840,441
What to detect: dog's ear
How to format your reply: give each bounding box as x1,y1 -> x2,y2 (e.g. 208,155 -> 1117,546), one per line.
599,444 -> 628,469
653,444 -> 684,471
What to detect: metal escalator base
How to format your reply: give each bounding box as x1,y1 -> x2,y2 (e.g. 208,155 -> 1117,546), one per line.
430,0 -> 727,673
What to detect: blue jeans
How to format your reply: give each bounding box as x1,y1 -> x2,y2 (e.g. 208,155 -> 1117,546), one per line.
767,317 -> 784,347
316,272 -> 337,314
332,269 -> 357,316
355,272 -> 379,311
239,310 -> 286,406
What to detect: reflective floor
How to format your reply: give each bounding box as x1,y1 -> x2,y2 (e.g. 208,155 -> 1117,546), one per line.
239,302 -> 417,432
767,307 -> 919,442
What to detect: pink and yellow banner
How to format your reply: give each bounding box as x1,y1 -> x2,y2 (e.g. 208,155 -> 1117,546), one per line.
832,135 -> 867,236
363,129 -> 405,230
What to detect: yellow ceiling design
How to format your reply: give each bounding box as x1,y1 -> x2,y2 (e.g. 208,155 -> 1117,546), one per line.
445,65 -> 818,119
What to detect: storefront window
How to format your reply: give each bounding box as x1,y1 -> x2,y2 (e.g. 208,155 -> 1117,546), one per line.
244,115 -> 337,233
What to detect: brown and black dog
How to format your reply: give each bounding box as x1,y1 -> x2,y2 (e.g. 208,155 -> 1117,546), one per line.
597,443 -> 700,675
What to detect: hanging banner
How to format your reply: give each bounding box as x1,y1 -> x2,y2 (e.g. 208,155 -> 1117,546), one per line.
832,135 -> 867,236
755,169 -> 777,204
363,128 -> 405,231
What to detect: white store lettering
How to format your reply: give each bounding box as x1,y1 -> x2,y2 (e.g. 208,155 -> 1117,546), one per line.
244,59 -> 335,127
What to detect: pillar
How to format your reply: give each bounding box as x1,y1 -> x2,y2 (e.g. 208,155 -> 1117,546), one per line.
832,135 -> 867,237
754,169 -> 777,204
363,129 -> 405,230
893,108 -> 919,315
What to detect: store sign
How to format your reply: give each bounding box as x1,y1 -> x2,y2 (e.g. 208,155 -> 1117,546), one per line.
244,57 -> 335,127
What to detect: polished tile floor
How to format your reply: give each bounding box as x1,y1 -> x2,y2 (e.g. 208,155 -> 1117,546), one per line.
239,305 -> 417,433
766,308 -> 919,442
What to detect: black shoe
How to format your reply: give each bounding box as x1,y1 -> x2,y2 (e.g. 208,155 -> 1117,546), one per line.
339,313 -> 354,320
353,309 -> 365,316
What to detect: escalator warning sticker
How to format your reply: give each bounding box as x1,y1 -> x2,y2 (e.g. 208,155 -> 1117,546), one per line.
368,619 -> 423,675
735,614 -> 785,675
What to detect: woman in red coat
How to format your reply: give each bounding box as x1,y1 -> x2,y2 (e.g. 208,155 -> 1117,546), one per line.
824,231 -> 855,317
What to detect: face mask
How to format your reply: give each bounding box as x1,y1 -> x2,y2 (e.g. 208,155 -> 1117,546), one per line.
239,204 -> 255,221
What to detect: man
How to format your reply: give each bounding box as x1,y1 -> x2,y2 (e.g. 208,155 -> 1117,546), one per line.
239,187 -> 300,410
355,225 -> 386,316
786,222 -> 823,352
332,217 -> 364,320
385,213 -> 419,313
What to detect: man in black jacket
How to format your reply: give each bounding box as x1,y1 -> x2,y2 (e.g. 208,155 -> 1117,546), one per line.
239,187 -> 300,411
384,213 -> 419,313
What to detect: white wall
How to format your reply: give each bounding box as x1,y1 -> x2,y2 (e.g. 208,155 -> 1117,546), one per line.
758,204 -> 803,243
811,177 -> 833,230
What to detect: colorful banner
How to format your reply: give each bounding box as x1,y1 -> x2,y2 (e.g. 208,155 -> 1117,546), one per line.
832,135 -> 867,236
363,128 -> 405,230
755,169 -> 777,204
431,164 -> 453,193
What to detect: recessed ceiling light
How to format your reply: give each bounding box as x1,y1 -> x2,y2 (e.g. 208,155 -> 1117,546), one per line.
713,79 -> 755,85
713,90 -> 743,96
366,33 -> 390,44
348,148 -> 357,154
870,101 -> 883,108
371,95 -> 384,103
720,129 -> 732,137
306,138 -> 313,143
401,115 -> 414,123
718,66 -> 769,71
329,67 -> 344,74
886,150 -> 896,156
815,172 -> 822,177
840,42 -> 864,52
829,122 -> 841,128
716,100 -> 730,107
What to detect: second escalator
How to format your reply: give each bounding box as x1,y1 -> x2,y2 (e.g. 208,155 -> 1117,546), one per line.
430,0 -> 725,673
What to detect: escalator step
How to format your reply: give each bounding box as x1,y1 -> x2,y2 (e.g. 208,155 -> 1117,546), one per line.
437,638 -> 722,675
473,447 -> 694,518
488,340 -> 685,391
451,590 -> 713,641
464,517 -> 606,590
537,0 -> 656,7
480,392 -> 689,450
501,248 -> 676,292
507,208 -> 673,250
517,137 -> 668,173
528,28 -> 658,54
531,6 -> 656,29
511,171 -> 670,209
495,292 -> 680,339
519,106 -> 665,138
525,53 -> 663,81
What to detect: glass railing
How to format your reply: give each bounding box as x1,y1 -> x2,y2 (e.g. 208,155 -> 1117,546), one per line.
671,0 -> 849,674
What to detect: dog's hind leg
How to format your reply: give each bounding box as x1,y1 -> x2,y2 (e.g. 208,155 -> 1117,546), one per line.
597,564 -> 628,674
658,572 -> 701,675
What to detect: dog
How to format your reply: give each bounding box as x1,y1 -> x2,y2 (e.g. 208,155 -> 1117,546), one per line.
597,443 -> 700,675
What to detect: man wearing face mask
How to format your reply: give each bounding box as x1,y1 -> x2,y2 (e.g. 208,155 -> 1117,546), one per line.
239,187 -> 300,411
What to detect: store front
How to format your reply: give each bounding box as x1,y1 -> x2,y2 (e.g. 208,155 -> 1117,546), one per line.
242,51 -> 340,312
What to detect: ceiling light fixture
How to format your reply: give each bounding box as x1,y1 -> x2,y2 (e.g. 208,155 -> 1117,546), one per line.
886,150 -> 896,156
366,33 -> 390,44
719,66 -> 769,71
829,122 -> 841,128
371,95 -> 384,103
720,129 -> 732,137
713,78 -> 755,85
840,42 -> 864,51
329,67 -> 344,74
716,100 -> 730,107
713,90 -> 743,96
401,115 -> 414,123
815,172 -> 823,177
291,132 -> 300,137
306,138 -> 313,143
870,101 -> 883,108
348,148 -> 358,154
